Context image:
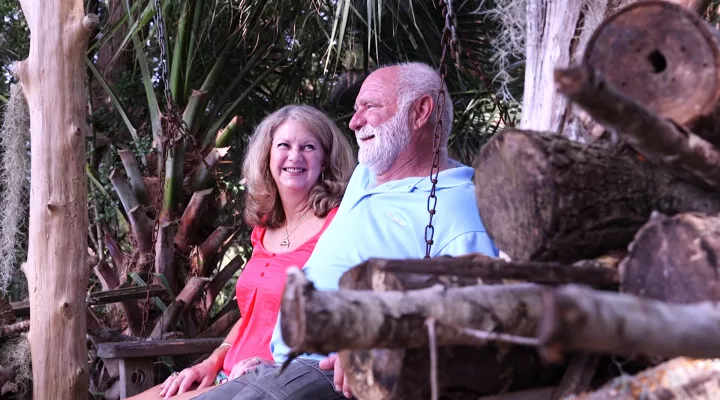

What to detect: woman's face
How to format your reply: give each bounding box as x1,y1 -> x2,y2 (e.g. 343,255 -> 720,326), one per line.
269,119 -> 326,195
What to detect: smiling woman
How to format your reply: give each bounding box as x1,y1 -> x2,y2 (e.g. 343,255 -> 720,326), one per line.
127,106 -> 355,400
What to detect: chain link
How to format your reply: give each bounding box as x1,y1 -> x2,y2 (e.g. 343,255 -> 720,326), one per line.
424,0 -> 461,259
153,0 -> 173,105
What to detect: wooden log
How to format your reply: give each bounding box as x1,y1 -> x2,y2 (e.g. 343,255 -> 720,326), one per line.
583,1 -> 720,145
282,268 -> 544,354
574,358 -> 720,400
474,129 -> 720,262
620,212 -> 720,303
556,64 -> 720,192
336,262 -> 562,399
537,284 -> 720,362
345,254 -> 620,290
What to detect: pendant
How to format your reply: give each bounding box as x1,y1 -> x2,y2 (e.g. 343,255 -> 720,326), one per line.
280,239 -> 290,247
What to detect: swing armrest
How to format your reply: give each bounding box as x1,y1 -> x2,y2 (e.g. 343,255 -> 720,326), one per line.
97,337 -> 224,359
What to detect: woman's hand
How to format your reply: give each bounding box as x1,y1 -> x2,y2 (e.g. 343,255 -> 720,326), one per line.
159,360 -> 219,399
228,357 -> 274,380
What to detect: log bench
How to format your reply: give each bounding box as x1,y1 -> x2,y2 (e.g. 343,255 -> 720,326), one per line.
96,337 -> 224,398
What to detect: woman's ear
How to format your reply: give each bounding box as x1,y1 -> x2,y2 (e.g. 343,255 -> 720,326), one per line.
410,94 -> 434,131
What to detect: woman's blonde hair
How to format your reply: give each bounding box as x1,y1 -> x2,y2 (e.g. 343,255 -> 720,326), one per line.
242,105 -> 355,228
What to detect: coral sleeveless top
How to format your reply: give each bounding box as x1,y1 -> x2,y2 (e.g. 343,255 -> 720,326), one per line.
222,208 -> 338,374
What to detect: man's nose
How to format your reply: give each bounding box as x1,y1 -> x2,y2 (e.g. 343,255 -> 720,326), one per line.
349,112 -> 365,131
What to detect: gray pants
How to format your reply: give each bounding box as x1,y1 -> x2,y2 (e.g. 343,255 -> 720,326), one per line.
191,359 -> 346,400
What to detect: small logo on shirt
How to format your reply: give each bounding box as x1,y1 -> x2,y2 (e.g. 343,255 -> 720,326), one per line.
387,212 -> 407,227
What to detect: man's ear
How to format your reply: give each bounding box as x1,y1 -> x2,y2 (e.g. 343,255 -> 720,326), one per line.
410,94 -> 434,131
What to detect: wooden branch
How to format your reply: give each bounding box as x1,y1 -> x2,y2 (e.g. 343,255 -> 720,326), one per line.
583,0 -> 720,145
0,320 -> 29,338
191,226 -> 236,276
281,268 -> 543,355
537,285 -> 720,362
344,254 -> 619,290
11,285 -> 166,318
174,188 -> 213,251
474,129 -> 720,262
205,255 -> 244,309
117,149 -> 149,206
149,277 -> 209,339
97,337 -> 224,359
551,353 -> 598,399
576,357 -> 720,400
620,212 -> 720,303
555,64 -> 720,191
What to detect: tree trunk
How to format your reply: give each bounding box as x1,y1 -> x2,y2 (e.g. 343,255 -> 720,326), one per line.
521,0 -> 637,141
474,128 -> 720,262
14,1 -> 96,397
620,212 -> 720,303
583,1 -> 720,145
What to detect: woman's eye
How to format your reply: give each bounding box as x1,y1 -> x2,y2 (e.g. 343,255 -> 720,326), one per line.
276,142 -> 289,148
303,144 -> 316,151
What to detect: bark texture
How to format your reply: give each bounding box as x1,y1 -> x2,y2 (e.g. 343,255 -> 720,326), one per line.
620,212 -> 720,303
283,267 -> 562,399
537,285 -> 720,361
555,64 -> 720,191
15,1 -> 95,397
474,128 -> 720,262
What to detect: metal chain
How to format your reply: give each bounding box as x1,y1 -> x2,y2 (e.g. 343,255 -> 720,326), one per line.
424,0 -> 461,259
153,0 -> 173,105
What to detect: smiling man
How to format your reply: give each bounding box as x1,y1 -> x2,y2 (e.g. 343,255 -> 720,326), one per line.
193,62 -> 498,400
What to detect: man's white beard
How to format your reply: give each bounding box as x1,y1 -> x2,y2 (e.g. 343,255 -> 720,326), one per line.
355,104 -> 411,175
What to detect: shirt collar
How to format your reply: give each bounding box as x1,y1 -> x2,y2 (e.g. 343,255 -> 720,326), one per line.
357,161 -> 474,194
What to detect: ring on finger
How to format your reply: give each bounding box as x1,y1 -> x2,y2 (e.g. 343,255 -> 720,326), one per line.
171,371 -> 179,377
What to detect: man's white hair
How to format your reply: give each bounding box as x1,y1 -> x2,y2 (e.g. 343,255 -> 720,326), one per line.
392,62 -> 453,148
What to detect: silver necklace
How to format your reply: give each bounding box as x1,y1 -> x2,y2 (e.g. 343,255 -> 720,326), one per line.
280,210 -> 311,247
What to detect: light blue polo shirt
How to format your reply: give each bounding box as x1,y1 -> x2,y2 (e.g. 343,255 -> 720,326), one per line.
269,162 -> 499,362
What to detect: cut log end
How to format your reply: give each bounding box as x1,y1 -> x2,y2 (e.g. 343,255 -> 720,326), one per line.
583,0 -> 720,144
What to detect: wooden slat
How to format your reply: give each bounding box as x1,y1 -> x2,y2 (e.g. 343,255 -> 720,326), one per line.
97,338 -> 224,359
11,284 -> 167,317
